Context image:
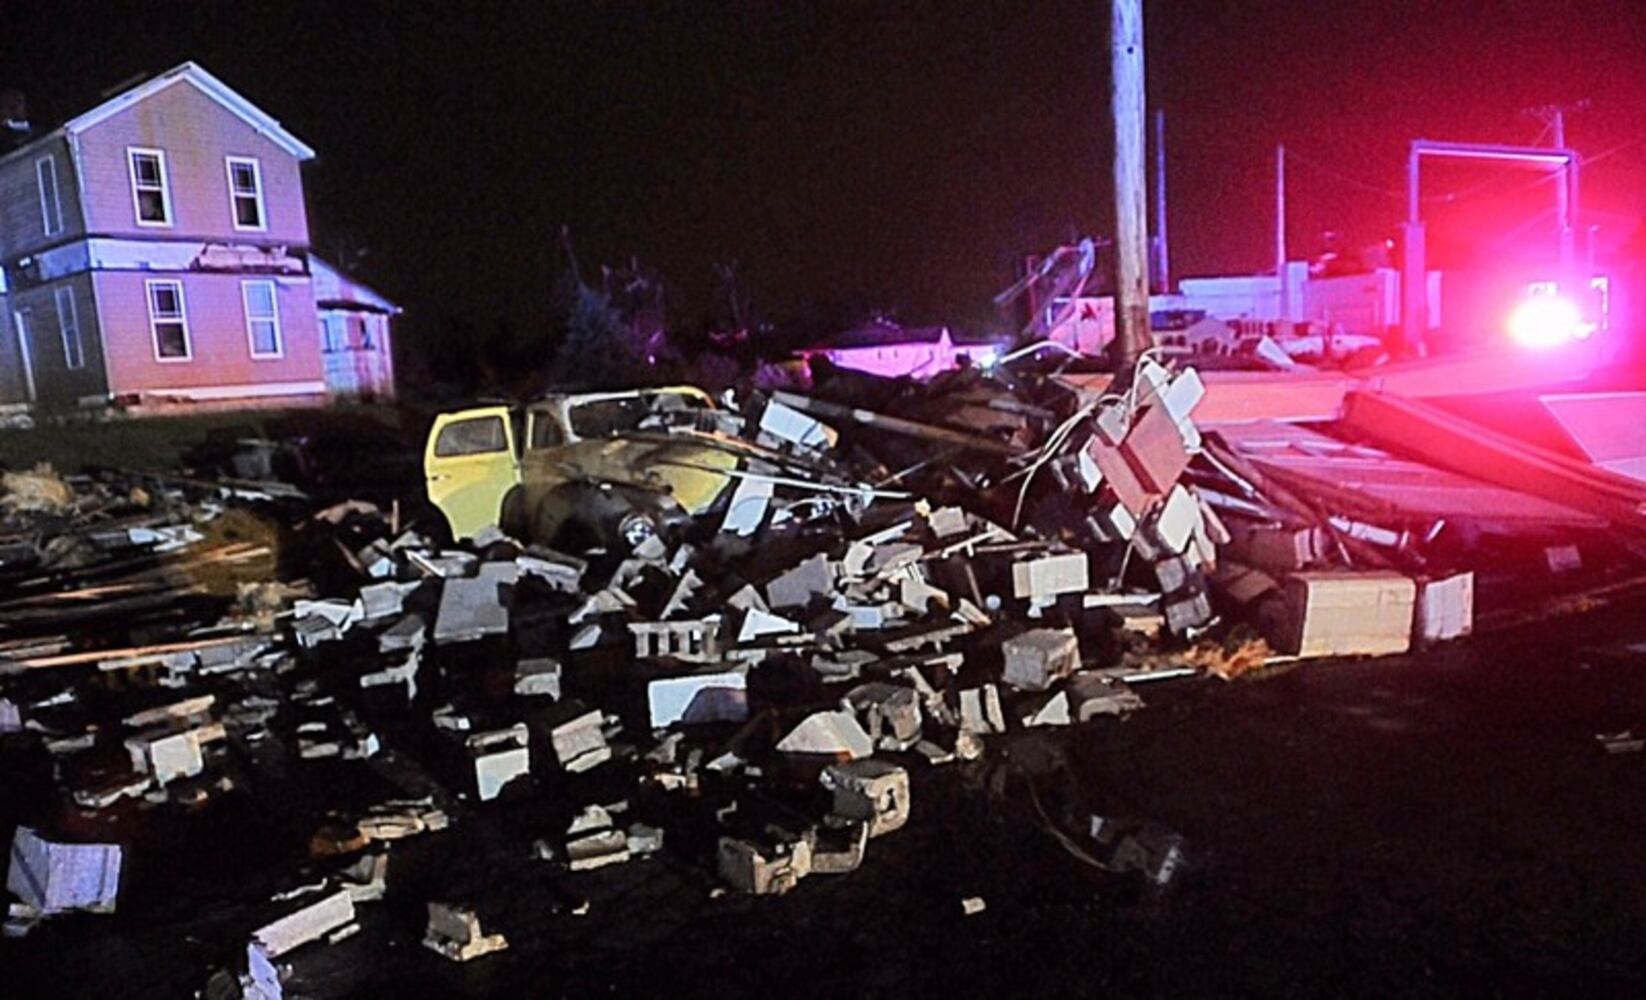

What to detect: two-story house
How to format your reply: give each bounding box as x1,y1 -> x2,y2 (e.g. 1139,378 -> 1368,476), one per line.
0,62 -> 395,409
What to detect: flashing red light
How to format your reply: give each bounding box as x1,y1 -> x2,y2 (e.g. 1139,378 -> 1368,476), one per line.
1507,296 -> 1592,349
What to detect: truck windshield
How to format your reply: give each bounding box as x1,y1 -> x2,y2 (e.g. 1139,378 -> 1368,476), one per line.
566,392 -> 710,439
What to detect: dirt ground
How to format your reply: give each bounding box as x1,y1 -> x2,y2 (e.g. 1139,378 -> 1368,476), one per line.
6,592 -> 1646,999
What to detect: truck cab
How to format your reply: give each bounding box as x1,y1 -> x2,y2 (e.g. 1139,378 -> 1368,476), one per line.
423,386 -> 741,548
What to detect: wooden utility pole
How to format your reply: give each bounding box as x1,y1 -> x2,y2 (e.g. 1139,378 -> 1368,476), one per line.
1153,109 -> 1170,292
1108,0 -> 1151,372
1275,144 -> 1288,322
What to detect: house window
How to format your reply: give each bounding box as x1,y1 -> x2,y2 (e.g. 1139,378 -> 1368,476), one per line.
242,280 -> 282,358
127,148 -> 172,226
36,156 -> 63,237
356,315 -> 374,349
322,314 -> 346,352
225,156 -> 265,230
146,280 -> 190,360
54,287 -> 83,370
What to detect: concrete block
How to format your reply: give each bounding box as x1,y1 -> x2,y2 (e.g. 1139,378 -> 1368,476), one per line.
1415,571 -> 1473,643
717,835 -> 812,895
843,682 -> 923,749
764,553 -> 835,610
423,902 -> 508,962
1019,690 -> 1072,727
1164,590 -> 1214,634
1277,571 -> 1415,657
125,727 -> 205,786
811,822 -> 869,874
550,711 -> 612,773
959,685 -> 1007,734
513,657 -> 562,698
466,724 -> 530,801
822,759 -> 910,837
432,577 -> 509,645
1066,674 -> 1144,721
5,827 -> 121,914
253,889 -> 355,958
1152,485 -> 1201,554
1002,628 -> 1080,691
1011,553 -> 1089,600
777,710 -> 874,758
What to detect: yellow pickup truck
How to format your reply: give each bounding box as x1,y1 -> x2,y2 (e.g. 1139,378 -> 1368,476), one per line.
422,386 -> 742,549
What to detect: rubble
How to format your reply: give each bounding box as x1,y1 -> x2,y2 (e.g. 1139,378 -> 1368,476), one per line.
5,827 -> 121,918
822,759 -> 911,837
423,902 -> 509,962
2,349 -> 1635,989
1276,572 -> 1416,658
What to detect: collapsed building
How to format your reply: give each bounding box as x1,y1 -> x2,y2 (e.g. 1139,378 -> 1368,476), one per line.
1,345 -> 1642,994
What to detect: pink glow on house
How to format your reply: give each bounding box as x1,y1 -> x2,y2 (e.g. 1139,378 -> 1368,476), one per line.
311,256 -> 399,400
0,62 -> 395,409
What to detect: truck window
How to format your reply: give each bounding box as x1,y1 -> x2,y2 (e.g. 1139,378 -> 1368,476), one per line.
529,413 -> 564,450
434,415 -> 508,457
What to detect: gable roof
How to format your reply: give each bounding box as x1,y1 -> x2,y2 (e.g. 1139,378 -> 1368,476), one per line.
310,256 -> 400,314
62,61 -> 315,160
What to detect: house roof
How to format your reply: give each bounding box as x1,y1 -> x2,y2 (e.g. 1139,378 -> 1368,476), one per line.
310,256 -> 400,314
820,322 -> 950,350
2,61 -> 315,165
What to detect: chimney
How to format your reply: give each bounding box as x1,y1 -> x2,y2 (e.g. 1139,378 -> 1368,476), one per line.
0,89 -> 27,129
0,89 -> 30,153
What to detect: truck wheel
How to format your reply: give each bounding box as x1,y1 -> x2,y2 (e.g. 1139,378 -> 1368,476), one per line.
500,487 -> 528,542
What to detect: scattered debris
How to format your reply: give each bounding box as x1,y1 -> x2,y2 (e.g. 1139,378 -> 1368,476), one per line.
423,902 -> 509,962
0,353 -> 1633,990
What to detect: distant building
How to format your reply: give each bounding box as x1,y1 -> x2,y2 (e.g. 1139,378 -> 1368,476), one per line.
0,62 -> 395,410
800,320 -> 1005,379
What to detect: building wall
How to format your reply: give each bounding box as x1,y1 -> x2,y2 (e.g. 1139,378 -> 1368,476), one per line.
93,271 -> 324,399
0,135 -> 83,259
4,274 -> 110,406
0,291 -> 25,404
72,80 -> 309,246
319,309 -> 396,399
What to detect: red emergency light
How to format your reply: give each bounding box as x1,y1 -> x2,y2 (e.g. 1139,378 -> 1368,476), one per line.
1507,294 -> 1592,349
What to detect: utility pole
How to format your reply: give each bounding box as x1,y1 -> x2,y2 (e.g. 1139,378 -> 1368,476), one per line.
1153,109 -> 1170,292
1108,0 -> 1151,373
1525,101 -> 1587,284
1275,144 -> 1288,323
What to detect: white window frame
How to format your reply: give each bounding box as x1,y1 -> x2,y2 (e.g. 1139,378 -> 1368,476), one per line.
225,156 -> 267,232
36,156 -> 63,237
54,286 -> 84,370
13,309 -> 37,402
321,314 -> 346,353
127,147 -> 173,228
145,279 -> 192,362
241,279 -> 283,359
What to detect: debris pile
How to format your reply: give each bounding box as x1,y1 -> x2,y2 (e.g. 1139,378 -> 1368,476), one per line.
7,353 -> 1635,988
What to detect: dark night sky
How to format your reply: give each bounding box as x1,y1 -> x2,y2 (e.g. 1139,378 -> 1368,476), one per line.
7,1 -> 1646,344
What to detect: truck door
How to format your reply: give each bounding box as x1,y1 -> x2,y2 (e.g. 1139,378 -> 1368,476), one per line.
424,406 -> 521,540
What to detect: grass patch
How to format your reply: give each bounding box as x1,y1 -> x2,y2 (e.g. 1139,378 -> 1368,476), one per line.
0,405 -> 408,475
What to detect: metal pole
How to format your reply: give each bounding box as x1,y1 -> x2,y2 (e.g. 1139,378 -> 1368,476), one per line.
1108,0 -> 1151,372
1401,142 -> 1427,355
1153,109 -> 1170,293
1275,144 -> 1287,323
